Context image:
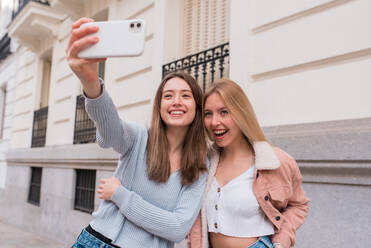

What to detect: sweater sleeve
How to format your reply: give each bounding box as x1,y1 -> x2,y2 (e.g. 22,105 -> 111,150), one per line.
84,84 -> 137,156
111,172 -> 208,243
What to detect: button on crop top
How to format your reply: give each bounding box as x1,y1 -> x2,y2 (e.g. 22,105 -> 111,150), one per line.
206,166 -> 274,237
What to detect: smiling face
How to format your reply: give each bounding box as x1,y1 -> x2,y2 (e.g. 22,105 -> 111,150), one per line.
160,77 -> 196,129
204,92 -> 245,148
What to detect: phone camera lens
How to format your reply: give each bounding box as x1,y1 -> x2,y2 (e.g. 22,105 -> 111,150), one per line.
137,22 -> 142,28
130,23 -> 135,28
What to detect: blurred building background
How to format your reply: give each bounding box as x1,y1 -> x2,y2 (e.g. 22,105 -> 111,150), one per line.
0,0 -> 370,247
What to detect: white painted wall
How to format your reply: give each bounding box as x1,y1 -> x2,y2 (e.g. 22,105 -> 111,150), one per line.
11,47 -> 37,148
230,0 -> 371,126
0,55 -> 16,188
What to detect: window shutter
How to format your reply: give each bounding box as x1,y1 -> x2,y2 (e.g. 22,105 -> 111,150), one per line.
183,0 -> 229,55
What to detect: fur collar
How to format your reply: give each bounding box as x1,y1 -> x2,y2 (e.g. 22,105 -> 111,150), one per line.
208,141 -> 280,171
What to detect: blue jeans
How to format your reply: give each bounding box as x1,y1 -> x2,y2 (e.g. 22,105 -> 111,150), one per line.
71,229 -> 120,248
247,236 -> 273,248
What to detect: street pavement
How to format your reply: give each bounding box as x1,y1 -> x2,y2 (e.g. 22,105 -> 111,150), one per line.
0,220 -> 187,248
0,221 -> 66,248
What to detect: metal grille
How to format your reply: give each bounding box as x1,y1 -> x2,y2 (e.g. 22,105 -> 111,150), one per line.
0,34 -> 11,62
99,61 -> 105,80
12,0 -> 50,20
162,42 -> 230,91
74,169 -> 96,214
31,106 -> 48,148
73,95 -> 96,144
28,167 -> 42,206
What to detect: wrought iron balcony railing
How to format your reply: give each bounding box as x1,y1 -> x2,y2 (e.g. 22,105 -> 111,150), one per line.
12,0 -> 50,20
162,42 -> 229,91
73,95 -> 96,144
0,34 -> 11,61
31,106 -> 48,148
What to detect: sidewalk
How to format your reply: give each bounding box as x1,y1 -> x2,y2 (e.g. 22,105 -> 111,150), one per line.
0,220 -> 187,248
0,221 -> 66,248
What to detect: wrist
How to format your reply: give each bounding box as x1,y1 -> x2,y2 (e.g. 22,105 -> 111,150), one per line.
83,82 -> 101,99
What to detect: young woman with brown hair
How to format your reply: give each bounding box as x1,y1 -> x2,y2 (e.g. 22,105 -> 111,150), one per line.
67,18 -> 208,248
188,79 -> 309,248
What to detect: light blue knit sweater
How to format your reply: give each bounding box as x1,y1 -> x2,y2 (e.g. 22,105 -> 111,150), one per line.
85,87 -> 208,248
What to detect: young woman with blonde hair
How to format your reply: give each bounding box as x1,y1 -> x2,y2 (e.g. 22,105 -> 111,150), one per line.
67,18 -> 208,248
188,79 -> 309,248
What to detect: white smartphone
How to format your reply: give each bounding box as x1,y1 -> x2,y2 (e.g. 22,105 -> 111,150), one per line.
78,19 -> 146,59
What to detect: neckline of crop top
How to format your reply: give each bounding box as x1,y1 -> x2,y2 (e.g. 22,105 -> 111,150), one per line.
214,165 -> 255,189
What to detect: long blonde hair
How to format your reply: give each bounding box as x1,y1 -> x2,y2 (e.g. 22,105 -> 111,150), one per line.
147,71 -> 207,185
203,79 -> 267,148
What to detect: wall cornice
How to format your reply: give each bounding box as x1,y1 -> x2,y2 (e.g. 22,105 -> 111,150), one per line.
264,117 -> 371,185
6,143 -> 118,171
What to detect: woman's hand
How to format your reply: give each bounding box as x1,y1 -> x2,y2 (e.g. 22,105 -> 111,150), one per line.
97,177 -> 122,200
66,17 -> 106,98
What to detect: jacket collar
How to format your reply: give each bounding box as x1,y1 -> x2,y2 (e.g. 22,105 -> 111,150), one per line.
209,141 -> 280,171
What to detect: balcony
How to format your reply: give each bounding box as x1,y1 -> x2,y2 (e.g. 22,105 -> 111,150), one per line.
0,34 -> 11,61
73,95 -> 96,144
12,0 -> 50,20
8,0 -> 65,52
163,42 -> 230,91
31,106 -> 48,148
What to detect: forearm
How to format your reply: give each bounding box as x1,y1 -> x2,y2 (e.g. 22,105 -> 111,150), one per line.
111,179 -> 206,242
82,78 -> 101,99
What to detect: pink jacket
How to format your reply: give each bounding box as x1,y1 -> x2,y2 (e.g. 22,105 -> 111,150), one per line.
188,141 -> 309,248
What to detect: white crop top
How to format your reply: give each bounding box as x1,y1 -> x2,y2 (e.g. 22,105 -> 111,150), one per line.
206,165 -> 274,237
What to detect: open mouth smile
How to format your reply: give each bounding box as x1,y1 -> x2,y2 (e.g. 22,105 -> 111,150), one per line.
169,110 -> 185,117
213,129 -> 228,140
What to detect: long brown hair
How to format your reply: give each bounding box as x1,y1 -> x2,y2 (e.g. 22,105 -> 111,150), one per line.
203,79 -> 267,150
147,71 -> 207,185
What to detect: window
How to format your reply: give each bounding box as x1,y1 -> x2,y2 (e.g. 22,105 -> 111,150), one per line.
31,51 -> 51,147
162,0 -> 230,91
28,167 -> 42,206
31,106 -> 48,147
183,0 -> 230,55
74,169 -> 96,214
98,61 -> 105,80
0,85 -> 6,139
73,95 -> 96,144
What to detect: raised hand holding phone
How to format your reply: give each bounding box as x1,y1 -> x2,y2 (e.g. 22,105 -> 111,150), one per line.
77,19 -> 146,59
66,17 -> 104,99
66,18 -> 146,98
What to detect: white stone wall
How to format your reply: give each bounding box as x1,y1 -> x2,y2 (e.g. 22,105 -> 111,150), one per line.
0,54 -> 16,188
230,0 -> 371,126
11,47 -> 37,148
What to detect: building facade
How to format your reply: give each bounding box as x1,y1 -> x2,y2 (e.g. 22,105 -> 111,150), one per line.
0,0 -> 17,190
0,0 -> 370,247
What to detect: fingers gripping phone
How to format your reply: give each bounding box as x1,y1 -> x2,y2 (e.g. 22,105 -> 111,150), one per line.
78,19 -> 146,58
